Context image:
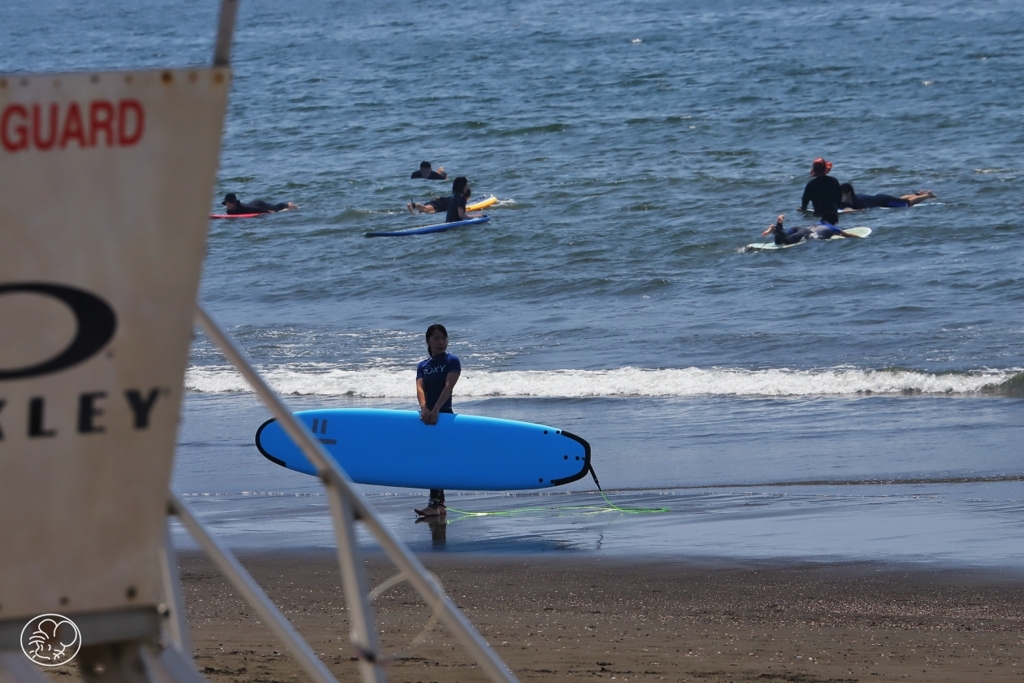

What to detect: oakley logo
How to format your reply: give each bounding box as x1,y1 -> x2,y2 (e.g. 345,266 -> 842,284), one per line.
0,283 -> 116,381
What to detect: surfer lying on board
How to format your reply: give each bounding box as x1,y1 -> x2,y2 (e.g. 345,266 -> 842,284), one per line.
408,195 -> 450,214
222,193 -> 298,215
839,184 -> 936,210
415,323 -> 461,518
761,214 -> 865,245
407,187 -> 483,214
410,160 -> 447,180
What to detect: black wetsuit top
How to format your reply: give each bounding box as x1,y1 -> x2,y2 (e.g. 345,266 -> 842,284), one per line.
774,226 -> 812,245
801,175 -> 842,223
227,200 -> 288,215
445,193 -> 467,223
411,169 -> 448,180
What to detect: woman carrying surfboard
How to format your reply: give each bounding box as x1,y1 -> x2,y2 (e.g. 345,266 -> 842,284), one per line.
415,324 -> 461,517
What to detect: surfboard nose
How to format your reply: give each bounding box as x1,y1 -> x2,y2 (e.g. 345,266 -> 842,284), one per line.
549,430 -> 591,486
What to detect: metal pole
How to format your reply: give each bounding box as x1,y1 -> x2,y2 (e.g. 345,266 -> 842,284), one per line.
0,651 -> 50,683
169,492 -> 340,683
213,0 -> 240,66
159,526 -> 192,654
325,495 -> 385,683
195,305 -> 518,683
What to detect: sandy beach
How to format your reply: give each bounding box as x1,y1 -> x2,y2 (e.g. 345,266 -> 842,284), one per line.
176,549 -> 1023,682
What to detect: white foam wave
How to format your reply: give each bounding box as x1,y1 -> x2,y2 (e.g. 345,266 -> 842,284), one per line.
185,365 -> 1016,398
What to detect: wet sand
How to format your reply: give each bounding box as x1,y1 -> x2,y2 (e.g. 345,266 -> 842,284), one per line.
177,549 -> 1023,682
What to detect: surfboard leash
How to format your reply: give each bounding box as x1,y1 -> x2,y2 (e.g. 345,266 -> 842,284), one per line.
443,464 -> 669,517
586,462 -> 670,514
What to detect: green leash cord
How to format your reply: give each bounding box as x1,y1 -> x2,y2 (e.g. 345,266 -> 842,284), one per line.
445,463 -> 669,517
586,463 -> 670,513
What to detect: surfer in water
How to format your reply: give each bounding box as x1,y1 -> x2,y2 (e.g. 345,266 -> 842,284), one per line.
415,323 -> 461,518
222,193 -> 298,215
407,187 -> 482,214
800,157 -> 842,225
408,195 -> 450,214
839,183 -> 936,210
410,160 -> 447,180
761,214 -> 865,245
445,176 -> 471,223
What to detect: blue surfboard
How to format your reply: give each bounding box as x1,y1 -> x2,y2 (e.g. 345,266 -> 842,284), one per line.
364,215 -> 490,238
254,409 -> 591,490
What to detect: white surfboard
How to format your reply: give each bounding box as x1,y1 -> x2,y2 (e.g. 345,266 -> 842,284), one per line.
748,226 -> 871,251
798,206 -> 858,215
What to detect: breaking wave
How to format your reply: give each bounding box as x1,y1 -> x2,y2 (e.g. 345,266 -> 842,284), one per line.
185,365 -> 1021,398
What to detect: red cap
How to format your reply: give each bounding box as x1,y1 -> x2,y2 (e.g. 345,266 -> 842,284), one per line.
810,158 -> 832,176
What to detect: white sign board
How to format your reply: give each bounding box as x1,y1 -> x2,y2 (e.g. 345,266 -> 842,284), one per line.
0,67 -> 230,621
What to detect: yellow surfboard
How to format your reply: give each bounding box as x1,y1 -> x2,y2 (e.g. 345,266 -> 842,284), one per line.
467,195 -> 498,211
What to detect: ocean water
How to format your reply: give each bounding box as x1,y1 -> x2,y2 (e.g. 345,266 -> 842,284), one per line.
4,0 -> 1022,566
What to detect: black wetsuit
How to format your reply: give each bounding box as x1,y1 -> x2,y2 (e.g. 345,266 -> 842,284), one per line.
445,193 -> 467,223
801,175 -> 842,224
772,222 -> 842,245
227,200 -> 288,215
425,196 -> 450,212
411,169 -> 448,180
774,226 -> 812,245
840,193 -> 910,210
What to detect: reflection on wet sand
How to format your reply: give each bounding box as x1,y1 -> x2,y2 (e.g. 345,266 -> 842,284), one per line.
415,515 -> 447,548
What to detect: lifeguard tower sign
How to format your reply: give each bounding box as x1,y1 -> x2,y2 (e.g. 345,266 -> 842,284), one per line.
0,67 -> 229,626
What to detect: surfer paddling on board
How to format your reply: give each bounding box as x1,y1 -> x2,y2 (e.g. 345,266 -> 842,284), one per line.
222,193 -> 298,215
800,158 -> 842,226
408,195 -> 450,214
407,187 -> 483,214
761,214 -> 865,245
415,323 -> 461,518
839,183 -> 936,210
410,160 -> 447,180
445,177 -> 472,223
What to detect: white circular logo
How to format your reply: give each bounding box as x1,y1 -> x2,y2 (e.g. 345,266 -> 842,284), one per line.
20,614 -> 82,666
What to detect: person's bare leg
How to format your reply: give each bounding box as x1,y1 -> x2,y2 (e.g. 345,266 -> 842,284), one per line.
901,190 -> 936,206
